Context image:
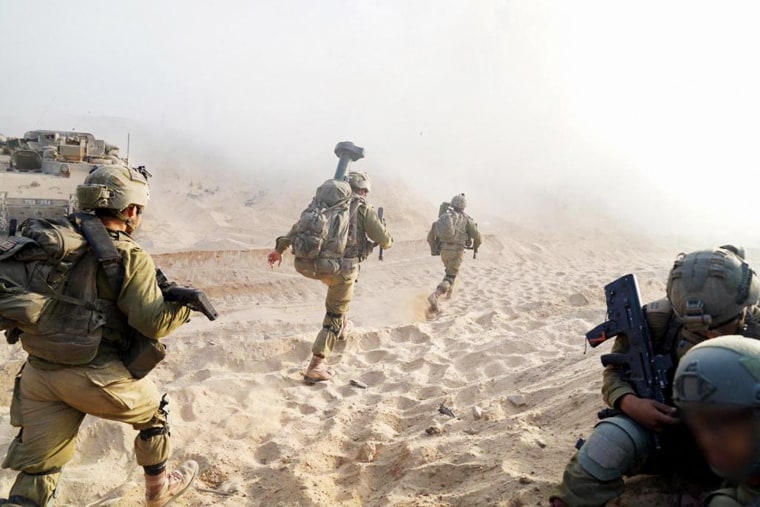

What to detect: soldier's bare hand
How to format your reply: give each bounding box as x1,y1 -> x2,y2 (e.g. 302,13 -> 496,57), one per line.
268,250 -> 282,268
619,395 -> 679,431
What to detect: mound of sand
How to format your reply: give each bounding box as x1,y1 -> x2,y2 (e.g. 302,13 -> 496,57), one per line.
0,163 -> 730,505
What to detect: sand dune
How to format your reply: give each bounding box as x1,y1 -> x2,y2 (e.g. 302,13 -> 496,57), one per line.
0,166 -> 734,505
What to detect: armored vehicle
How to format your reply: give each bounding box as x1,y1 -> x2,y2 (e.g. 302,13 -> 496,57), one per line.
1,130 -> 130,236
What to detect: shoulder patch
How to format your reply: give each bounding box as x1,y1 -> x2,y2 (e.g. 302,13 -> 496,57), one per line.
0,239 -> 19,252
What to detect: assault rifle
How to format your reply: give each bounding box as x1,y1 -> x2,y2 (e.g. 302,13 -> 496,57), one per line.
465,239 -> 478,259
377,207 -> 386,261
586,274 -> 673,447
156,269 -> 219,321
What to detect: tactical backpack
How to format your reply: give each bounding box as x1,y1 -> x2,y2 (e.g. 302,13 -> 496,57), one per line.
292,179 -> 354,278
0,216 -> 109,365
433,207 -> 468,246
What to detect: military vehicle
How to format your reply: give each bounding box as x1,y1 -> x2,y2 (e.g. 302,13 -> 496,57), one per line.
0,130 -> 130,236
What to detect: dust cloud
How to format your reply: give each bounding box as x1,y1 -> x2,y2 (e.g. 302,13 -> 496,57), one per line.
3,3 -> 760,504
2,0 -> 760,247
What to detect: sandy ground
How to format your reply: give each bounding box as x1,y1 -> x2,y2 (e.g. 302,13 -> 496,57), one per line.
0,165 -> 740,505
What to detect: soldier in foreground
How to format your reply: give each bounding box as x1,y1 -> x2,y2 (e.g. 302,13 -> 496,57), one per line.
672,335 -> 760,506
0,166 -> 201,506
550,247 -> 760,506
426,193 -> 481,313
268,170 -> 393,383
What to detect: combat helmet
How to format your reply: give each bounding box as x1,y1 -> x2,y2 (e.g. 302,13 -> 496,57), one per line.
77,165 -> 150,214
666,247 -> 760,332
347,171 -> 371,193
673,335 -> 760,479
451,193 -> 467,211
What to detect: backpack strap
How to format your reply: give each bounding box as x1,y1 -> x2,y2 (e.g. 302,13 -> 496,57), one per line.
75,214 -> 124,294
346,197 -> 363,259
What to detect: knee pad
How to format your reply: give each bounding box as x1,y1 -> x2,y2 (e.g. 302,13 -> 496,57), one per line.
322,312 -> 343,335
578,415 -> 651,481
140,394 -> 171,441
139,426 -> 169,441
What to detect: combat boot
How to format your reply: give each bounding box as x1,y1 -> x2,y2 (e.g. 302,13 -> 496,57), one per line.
145,460 -> 199,507
304,355 -> 334,382
428,287 -> 445,313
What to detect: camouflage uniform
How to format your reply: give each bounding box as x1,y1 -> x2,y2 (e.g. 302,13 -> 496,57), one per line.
427,195 -> 481,310
2,231 -> 191,506
1,165 -> 197,506
553,248 -> 760,506
275,196 -> 392,358
427,218 -> 481,295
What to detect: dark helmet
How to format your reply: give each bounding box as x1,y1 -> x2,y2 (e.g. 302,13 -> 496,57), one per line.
666,248 -> 759,332
673,335 -> 760,481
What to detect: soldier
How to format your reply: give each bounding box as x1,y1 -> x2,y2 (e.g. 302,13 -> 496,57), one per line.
0,166 -> 198,506
426,193 -> 481,313
268,171 -> 393,382
672,335 -> 760,506
551,247 -> 760,506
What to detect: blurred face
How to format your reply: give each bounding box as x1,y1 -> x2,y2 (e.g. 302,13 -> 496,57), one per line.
685,408 -> 758,477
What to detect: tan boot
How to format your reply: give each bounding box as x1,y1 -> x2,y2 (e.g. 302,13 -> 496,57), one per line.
304,355 -> 334,383
145,460 -> 199,507
428,290 -> 443,313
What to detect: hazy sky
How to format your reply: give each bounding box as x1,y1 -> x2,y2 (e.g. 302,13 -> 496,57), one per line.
2,1 -> 759,244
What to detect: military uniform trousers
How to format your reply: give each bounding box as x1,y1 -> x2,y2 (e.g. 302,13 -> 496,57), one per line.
312,264 -> 360,358
2,360 -> 169,505
437,247 -> 465,293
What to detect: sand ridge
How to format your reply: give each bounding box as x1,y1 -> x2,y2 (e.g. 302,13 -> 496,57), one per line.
0,166 -> 724,505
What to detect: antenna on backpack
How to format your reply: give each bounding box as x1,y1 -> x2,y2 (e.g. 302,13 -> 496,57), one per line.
126,133 -> 131,167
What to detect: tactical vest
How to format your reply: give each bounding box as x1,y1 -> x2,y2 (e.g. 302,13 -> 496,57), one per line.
0,215 -> 125,365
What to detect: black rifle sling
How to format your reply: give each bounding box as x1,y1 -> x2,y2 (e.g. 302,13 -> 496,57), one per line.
77,214 -> 124,294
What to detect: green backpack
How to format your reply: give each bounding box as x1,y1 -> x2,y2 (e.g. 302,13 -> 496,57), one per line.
0,216 -> 110,365
291,179 -> 353,276
434,207 -> 468,245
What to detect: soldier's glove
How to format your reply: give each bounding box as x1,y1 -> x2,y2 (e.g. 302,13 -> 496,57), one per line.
4,326 -> 21,345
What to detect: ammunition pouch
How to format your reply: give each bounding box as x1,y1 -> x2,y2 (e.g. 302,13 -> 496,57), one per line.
10,365 -> 23,427
123,332 -> 166,379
